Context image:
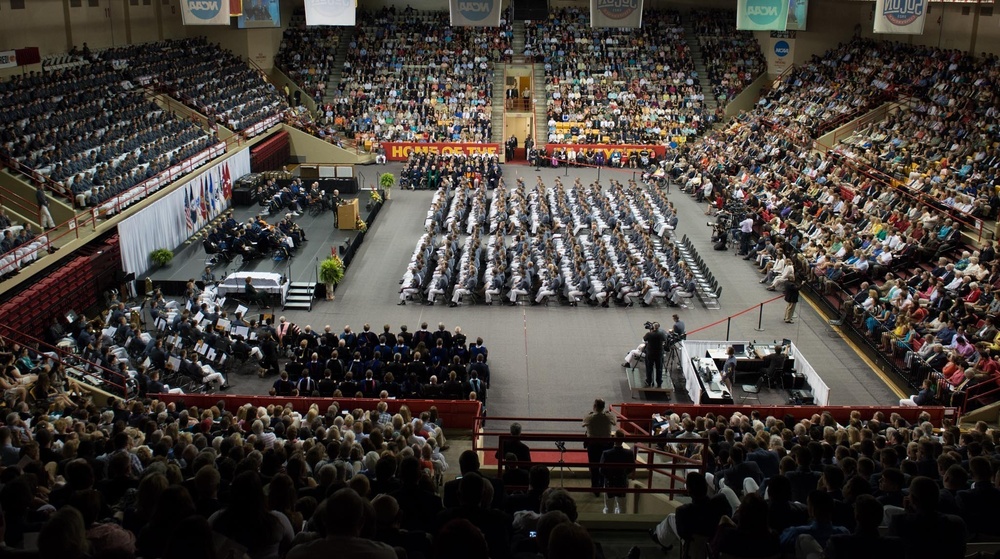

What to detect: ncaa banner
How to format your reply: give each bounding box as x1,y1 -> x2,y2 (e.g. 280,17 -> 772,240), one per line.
450,0 -> 502,27
766,31 -> 794,75
180,0 -> 231,25
304,0 -> 356,26
737,0 -> 788,31
590,0 -> 643,29
0,51 -> 16,69
874,0 -> 926,34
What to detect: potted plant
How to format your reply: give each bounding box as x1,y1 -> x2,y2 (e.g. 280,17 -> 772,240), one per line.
149,248 -> 174,268
318,255 -> 345,301
379,172 -> 395,200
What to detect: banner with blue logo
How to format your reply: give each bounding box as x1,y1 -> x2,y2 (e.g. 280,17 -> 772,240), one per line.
737,0 -> 788,31
450,0 -> 502,27
180,0 -> 231,25
304,0 -> 356,26
590,0 -> 643,29
766,32 -> 795,75
874,0 -> 926,35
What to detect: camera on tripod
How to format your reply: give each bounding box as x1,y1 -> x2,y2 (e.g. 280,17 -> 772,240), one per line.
555,441 -> 566,451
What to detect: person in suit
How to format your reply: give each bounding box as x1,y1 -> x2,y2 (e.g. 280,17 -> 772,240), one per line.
710,493 -> 781,559
819,495 -> 903,559
435,473 -> 511,559
889,476 -> 967,558
505,465 -> 550,515
711,445 -> 764,506
243,277 -> 270,310
583,398 -> 616,496
600,430 -> 636,514
956,456 -> 1000,538
496,422 -> 531,464
389,456 -> 443,534
650,471 -> 731,552
442,450 -> 505,511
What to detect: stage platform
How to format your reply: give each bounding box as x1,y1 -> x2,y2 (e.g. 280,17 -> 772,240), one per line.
144,193 -> 382,298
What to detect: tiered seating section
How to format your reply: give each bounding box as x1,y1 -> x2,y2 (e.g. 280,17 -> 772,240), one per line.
690,9 -> 766,107
329,8 -> 510,147
103,38 -> 287,136
670,39 -> 1000,409
0,61 -> 215,205
530,8 -> 706,145
274,10 -> 341,105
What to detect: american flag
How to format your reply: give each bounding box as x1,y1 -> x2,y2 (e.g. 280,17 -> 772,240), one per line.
184,185 -> 193,231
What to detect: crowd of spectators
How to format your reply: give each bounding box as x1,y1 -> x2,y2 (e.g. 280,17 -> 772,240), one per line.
661,38 -> 1000,411
689,10 -> 766,107
647,408 -> 994,558
103,38 -> 287,136
399,154 -> 685,308
327,6 -> 511,147
274,11 -> 340,106
0,62 -> 216,206
527,8 -> 708,145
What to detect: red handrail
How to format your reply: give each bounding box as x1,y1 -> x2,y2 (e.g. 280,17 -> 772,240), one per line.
0,322 -> 129,399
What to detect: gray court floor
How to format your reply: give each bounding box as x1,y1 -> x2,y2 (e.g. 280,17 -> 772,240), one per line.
215,161 -> 900,423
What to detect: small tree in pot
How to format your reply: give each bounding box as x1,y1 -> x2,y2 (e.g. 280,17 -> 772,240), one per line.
318,255 -> 345,301
150,248 -> 174,268
379,172 -> 395,200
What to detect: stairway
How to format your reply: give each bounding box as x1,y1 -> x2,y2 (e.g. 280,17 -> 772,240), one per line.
322,31 -> 352,105
284,281 -> 316,311
491,70 -> 506,145
681,19 -> 719,118
511,20 -> 525,55
533,64 -> 547,144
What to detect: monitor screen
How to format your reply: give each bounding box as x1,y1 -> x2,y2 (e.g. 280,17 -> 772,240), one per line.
238,0 -> 280,28
732,344 -> 746,354
781,339 -> 792,348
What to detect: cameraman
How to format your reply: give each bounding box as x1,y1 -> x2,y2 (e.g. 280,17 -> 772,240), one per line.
643,321 -> 668,387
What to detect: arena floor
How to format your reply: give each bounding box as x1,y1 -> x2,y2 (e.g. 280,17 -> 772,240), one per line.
208,161 -> 901,429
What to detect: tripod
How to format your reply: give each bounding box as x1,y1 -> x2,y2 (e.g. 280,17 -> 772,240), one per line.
555,441 -> 568,487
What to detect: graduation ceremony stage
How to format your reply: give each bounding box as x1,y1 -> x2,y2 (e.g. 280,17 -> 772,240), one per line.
145,192 -> 383,298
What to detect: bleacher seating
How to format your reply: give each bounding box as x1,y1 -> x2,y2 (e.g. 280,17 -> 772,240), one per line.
530,8 -> 707,145
328,7 -> 510,147
690,9 -> 766,107
274,10 -> 341,106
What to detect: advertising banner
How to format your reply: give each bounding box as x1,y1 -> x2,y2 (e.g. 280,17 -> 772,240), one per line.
874,0 -> 927,35
304,0 -> 356,26
180,0 -> 232,25
449,0 -> 502,27
590,0 -> 643,29
543,144 -> 669,159
737,0 -> 789,31
766,31 -> 795,75
0,51 -> 16,69
385,143 -> 500,161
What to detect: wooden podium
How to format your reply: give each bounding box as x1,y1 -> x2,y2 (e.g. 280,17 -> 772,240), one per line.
337,198 -> 359,230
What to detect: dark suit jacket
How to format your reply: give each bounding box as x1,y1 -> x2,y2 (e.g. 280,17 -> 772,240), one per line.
888,511 -> 966,558
717,461 -> 764,495
390,484 -> 444,533
824,532 -> 904,559
442,473 -> 505,510
956,483 -> 1000,537
434,505 -> 511,559
747,448 -> 780,479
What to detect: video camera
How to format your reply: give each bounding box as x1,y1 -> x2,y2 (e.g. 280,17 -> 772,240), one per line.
644,321 -> 655,331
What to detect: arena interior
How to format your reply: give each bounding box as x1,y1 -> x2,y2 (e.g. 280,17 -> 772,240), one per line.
0,0 -> 999,558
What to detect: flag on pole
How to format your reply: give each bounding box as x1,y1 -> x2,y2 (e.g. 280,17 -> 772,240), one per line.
188,184 -> 197,230
184,186 -> 193,231
208,172 -> 216,213
200,176 -> 209,220
222,164 -> 232,201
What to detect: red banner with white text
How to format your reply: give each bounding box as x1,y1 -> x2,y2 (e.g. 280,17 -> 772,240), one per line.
385,142 -> 501,161
544,144 -> 668,158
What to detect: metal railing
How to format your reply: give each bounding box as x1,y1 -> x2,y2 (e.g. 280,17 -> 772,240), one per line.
474,415 -> 705,499
0,322 -> 130,399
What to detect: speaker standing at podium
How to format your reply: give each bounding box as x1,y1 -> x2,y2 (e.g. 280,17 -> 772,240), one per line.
332,189 -> 341,227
